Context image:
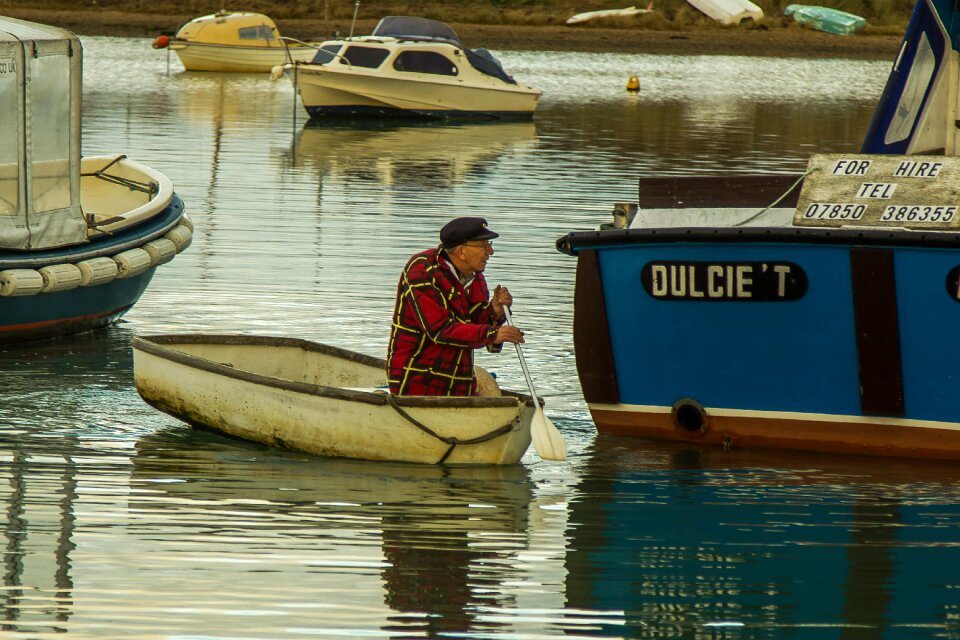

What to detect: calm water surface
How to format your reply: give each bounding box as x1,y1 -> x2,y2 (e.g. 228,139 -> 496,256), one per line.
3,36 -> 959,639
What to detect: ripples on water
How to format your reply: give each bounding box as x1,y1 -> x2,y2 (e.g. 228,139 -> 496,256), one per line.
4,35 -> 958,639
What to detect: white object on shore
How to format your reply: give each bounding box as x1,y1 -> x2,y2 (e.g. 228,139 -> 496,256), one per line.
686,0 -> 764,24
566,4 -> 655,25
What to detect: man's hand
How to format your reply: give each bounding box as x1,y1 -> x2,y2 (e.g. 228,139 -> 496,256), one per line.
493,324 -> 524,345
490,285 -> 513,320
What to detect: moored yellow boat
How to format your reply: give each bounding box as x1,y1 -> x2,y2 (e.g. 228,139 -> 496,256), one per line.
155,11 -> 320,72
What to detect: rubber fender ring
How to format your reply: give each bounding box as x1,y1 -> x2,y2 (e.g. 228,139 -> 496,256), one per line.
671,397 -> 708,433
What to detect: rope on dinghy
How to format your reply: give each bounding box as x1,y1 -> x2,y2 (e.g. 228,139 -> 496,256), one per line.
386,394 -> 520,464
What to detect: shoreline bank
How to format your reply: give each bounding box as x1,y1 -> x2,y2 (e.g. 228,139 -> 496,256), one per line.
0,7 -> 903,59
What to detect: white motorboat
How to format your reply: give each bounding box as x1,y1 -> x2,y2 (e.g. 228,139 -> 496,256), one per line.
276,16 -> 541,118
153,10 -> 319,73
132,334 -> 536,465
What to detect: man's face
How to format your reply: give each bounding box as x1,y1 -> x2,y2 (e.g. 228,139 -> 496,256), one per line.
457,240 -> 494,274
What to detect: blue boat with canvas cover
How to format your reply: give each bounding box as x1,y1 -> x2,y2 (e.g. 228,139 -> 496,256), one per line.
556,0 -> 960,460
0,16 -> 192,343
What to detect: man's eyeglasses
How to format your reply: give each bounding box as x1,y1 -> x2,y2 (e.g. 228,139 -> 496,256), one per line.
463,241 -> 494,249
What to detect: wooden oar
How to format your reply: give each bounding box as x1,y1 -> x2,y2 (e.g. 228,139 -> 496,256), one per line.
502,307 -> 567,461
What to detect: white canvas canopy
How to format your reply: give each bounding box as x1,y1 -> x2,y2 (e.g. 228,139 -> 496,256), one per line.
0,16 -> 85,250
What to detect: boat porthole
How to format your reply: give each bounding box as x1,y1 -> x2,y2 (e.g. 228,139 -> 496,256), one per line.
671,397 -> 708,433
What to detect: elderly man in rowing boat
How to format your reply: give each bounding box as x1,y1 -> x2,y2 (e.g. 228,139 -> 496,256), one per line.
387,217 -> 525,396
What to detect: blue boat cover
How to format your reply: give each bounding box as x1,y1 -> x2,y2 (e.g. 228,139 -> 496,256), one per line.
465,48 -> 517,85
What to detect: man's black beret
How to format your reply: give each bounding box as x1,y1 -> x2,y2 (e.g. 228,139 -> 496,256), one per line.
440,217 -> 499,249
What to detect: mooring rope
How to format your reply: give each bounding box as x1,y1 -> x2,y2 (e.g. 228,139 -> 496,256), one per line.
386,394 -> 519,464
733,166 -> 818,227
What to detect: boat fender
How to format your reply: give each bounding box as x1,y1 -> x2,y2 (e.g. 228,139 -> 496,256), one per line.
671,397 -> 709,433
38,263 -> 83,293
152,35 -> 171,49
179,214 -> 194,232
626,75 -> 640,92
113,248 -> 152,279
77,257 -> 119,286
164,224 -> 193,252
0,269 -> 44,297
143,238 -> 178,266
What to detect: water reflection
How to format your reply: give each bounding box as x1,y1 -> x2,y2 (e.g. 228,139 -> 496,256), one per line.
0,439 -> 77,634
130,429 -> 533,637
288,120 -> 537,189
565,436 -> 960,637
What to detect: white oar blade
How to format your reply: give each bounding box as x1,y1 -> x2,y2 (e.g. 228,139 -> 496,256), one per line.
531,407 -> 567,461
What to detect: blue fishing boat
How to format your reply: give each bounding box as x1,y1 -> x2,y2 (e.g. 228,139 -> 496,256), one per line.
556,0 -> 960,460
0,16 -> 192,343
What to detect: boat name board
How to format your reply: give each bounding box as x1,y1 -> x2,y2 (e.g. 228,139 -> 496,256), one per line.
641,261 -> 807,301
794,154 -> 960,229
0,59 -> 16,74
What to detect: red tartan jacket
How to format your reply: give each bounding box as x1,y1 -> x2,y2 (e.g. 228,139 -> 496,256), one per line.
387,247 -> 503,396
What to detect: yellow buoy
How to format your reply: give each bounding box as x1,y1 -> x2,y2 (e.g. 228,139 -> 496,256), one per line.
626,75 -> 640,92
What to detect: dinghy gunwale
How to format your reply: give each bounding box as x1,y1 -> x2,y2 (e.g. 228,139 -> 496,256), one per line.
131,334 -> 530,409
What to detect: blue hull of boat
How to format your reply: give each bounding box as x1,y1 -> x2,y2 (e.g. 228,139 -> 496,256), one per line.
557,217 -> 960,459
0,269 -> 156,342
593,240 -> 960,422
0,194 -> 185,343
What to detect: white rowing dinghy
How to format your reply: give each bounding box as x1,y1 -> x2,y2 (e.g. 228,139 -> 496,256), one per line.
132,334 -> 535,465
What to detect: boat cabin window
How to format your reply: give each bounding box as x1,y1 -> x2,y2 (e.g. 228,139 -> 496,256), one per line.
393,51 -> 457,76
884,32 -> 935,145
340,46 -> 390,68
311,43 -> 342,64
239,25 -> 275,41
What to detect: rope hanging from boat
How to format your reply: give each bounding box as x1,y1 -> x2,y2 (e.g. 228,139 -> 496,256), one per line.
81,155 -> 159,197
386,394 -> 519,464
734,166 -> 818,227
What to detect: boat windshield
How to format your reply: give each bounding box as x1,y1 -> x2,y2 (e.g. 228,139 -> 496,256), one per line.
371,16 -> 461,45
311,43 -> 342,65
239,25 -> 275,41
340,46 -> 390,68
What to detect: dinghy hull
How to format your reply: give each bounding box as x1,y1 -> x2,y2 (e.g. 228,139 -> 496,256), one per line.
132,334 -> 534,465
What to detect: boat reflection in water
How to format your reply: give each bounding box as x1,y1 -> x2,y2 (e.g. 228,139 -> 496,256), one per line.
0,437 -> 78,634
289,119 -> 537,188
130,429 -> 534,636
564,436 -> 960,634
0,332 -> 141,634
